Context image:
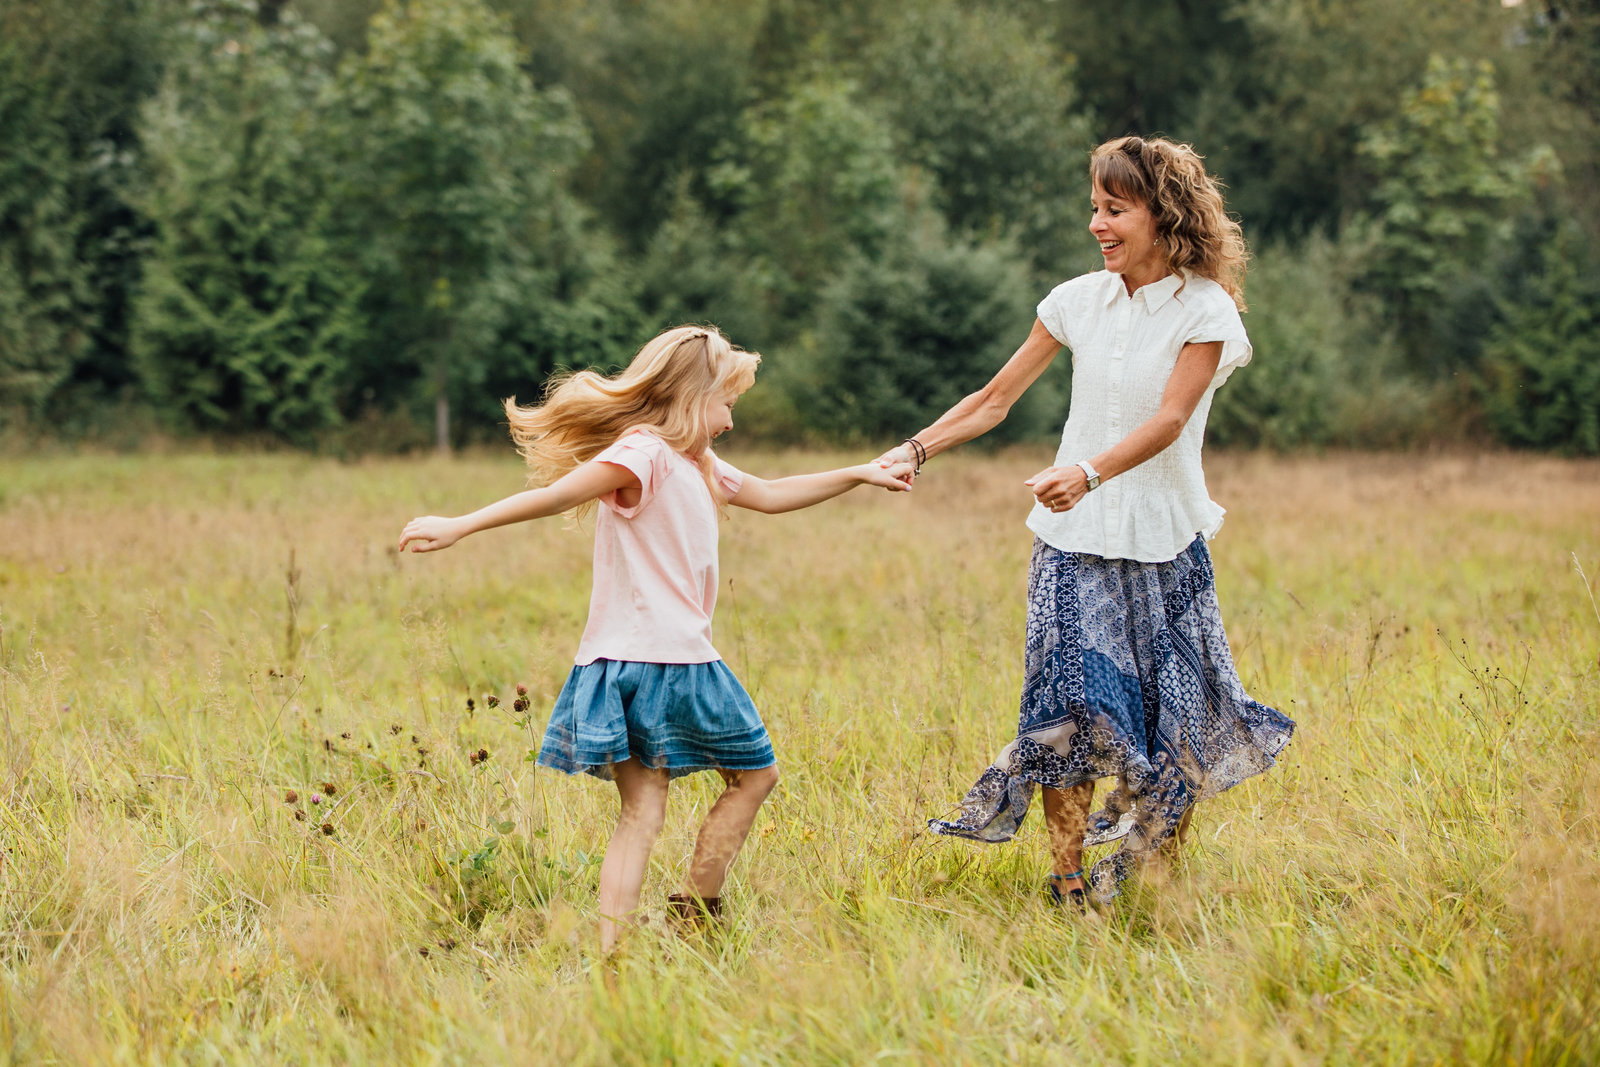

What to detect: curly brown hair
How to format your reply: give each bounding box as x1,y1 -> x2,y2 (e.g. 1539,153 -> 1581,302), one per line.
1090,136 -> 1249,310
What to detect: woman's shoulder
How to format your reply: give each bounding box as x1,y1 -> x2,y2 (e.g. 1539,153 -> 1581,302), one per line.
1043,270 -> 1118,303
1176,272 -> 1241,315
1037,272 -> 1119,344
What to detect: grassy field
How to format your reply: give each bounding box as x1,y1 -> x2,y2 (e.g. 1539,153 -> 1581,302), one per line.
1,448 -> 1597,1065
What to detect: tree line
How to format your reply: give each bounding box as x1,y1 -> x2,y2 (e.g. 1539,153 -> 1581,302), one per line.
2,0 -> 1596,453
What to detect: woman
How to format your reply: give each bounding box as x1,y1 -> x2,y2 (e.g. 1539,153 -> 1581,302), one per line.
880,136 -> 1294,908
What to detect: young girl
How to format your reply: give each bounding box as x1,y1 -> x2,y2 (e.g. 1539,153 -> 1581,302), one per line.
398,324 -> 912,952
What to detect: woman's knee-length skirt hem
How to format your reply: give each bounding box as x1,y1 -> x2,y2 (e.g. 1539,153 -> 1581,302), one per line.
537,659 -> 776,782
927,536 -> 1294,902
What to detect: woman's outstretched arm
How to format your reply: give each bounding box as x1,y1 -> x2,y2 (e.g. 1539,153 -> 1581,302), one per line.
877,318 -> 1062,467
398,461 -> 641,553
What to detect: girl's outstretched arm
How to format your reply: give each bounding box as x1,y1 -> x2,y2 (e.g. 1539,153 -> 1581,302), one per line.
730,461 -> 914,515
398,461 -> 641,553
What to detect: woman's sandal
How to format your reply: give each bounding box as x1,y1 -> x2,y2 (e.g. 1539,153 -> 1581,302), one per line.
1047,869 -> 1087,912
666,892 -> 723,933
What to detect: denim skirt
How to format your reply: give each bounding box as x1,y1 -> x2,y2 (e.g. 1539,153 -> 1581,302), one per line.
537,659 -> 776,781
928,536 -> 1295,902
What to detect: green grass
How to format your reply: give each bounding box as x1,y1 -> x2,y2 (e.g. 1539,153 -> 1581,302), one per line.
1,448 -> 1597,1064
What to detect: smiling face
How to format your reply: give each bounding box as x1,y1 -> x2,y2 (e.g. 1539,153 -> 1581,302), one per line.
1089,180 -> 1167,291
700,387 -> 739,450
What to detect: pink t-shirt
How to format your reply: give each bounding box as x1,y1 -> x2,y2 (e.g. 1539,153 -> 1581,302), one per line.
573,430 -> 744,666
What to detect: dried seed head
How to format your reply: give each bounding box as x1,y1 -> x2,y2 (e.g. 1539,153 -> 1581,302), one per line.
320,822 -> 334,836
284,790 -> 299,804
486,694 -> 500,708
390,724 -> 402,735
320,782 -> 337,796
294,810 -> 306,821
466,697 -> 475,711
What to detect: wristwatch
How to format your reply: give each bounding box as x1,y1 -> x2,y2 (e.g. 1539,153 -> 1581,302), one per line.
1075,459 -> 1101,491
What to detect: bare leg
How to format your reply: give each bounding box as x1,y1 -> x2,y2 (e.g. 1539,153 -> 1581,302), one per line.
1159,805 -> 1195,858
1041,781 -> 1095,894
685,765 -> 780,900
597,758 -> 670,954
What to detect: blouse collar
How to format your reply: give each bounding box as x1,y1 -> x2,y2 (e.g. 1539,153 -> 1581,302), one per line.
1103,269 -> 1186,314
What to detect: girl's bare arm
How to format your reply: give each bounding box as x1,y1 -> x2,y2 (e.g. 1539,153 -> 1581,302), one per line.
730,461 -> 913,515
398,461 -> 641,553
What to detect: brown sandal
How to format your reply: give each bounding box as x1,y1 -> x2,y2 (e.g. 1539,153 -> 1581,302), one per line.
666,893 -> 723,932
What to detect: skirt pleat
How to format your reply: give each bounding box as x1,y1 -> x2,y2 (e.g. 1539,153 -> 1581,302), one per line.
537,659 -> 775,781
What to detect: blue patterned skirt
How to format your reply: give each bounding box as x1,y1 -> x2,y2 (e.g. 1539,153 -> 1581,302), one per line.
928,536 -> 1295,901
538,659 -> 776,781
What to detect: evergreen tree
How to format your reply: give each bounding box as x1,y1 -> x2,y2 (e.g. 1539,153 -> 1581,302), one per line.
131,0 -> 362,440
1359,56 -> 1553,373
861,1 -> 1097,280
1482,221 -> 1600,454
799,221 -> 1052,444
0,0 -> 165,427
705,77 -> 902,344
324,0 -> 601,450
0,36 -> 85,421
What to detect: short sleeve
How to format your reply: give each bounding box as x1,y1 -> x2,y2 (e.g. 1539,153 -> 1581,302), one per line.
1184,288 -> 1253,383
708,451 -> 744,498
1036,275 -> 1094,351
593,430 -> 670,517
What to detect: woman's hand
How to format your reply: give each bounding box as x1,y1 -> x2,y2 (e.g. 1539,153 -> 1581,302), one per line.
873,442 -> 918,472
398,515 -> 466,553
1026,465 -> 1090,513
860,460 -> 916,491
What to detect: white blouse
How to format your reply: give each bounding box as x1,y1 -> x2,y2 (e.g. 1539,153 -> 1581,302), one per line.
1027,270 -> 1252,563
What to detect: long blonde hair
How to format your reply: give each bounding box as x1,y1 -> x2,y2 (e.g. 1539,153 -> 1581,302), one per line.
504,325 -> 760,510
1090,136 -> 1249,310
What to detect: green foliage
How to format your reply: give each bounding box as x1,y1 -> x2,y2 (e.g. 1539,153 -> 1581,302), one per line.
798,223 -> 1051,444
324,0 -> 605,447
1215,0 -> 1516,237
5,0 -> 1599,451
131,0 -> 362,439
1359,56 -> 1553,372
1482,222 -> 1600,454
707,78 -> 903,341
0,0 -> 166,425
1209,230 -> 1433,449
861,2 -> 1097,278
0,38 -> 85,420
543,0 -> 762,252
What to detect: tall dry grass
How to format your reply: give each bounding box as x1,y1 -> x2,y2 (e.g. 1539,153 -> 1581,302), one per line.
0,449 -> 1596,1064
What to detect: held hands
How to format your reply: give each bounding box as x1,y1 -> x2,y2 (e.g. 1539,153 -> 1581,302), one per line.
873,442 -> 917,471
1026,464 -> 1090,513
861,460 -> 916,491
398,515 -> 466,553
872,443 -> 919,490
